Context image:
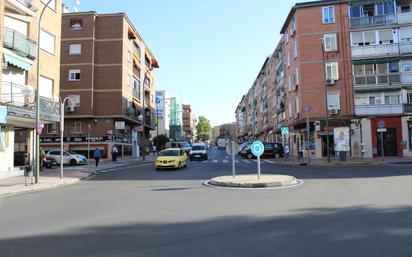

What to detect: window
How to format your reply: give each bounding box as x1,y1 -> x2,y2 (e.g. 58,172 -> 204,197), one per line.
327,91 -> 340,110
324,34 -> 337,51
291,16 -> 296,32
379,30 -> 393,44
70,19 -> 82,30
41,0 -> 56,10
350,6 -> 362,18
402,63 -> 412,72
284,31 -> 289,44
294,67 -> 299,85
385,94 -> 399,104
322,6 -> 335,24
127,51 -> 131,62
287,52 -> 290,67
288,102 -> 293,117
39,76 -> 53,99
46,123 -> 57,134
69,44 -> 81,55
365,64 -> 374,75
288,75 -> 291,91
354,65 -> 365,76
377,63 -> 388,74
293,40 -> 298,58
295,97 -> 300,113
388,62 -> 399,73
40,29 -> 55,54
127,74 -> 131,87
325,62 -> 339,80
408,92 -> 412,103
352,32 -> 363,46
355,95 -> 368,105
409,122 -> 412,150
69,69 -> 81,81
369,94 -> 383,104
70,122 -> 82,134
364,31 -> 376,45
0,128 -> 9,151
133,77 -> 140,100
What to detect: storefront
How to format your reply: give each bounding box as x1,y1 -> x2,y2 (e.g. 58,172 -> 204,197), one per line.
370,117 -> 403,157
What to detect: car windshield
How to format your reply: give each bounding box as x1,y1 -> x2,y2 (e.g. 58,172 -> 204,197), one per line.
159,150 -> 179,156
67,151 -> 78,155
180,142 -> 190,147
192,145 -> 205,150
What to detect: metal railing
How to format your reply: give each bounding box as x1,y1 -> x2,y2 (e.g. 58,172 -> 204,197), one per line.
404,103 -> 412,113
0,81 -> 27,106
350,14 -> 396,29
15,0 -> 37,11
354,73 -> 401,85
3,28 -> 37,60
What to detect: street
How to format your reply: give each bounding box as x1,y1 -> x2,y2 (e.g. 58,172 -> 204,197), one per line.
1,148 -> 412,257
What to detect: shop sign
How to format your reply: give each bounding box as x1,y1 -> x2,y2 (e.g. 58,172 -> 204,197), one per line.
115,121 -> 125,130
0,106 -> 8,124
40,136 -> 130,143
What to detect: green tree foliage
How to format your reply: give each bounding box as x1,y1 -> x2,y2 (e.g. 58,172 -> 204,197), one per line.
196,116 -> 212,141
153,134 -> 170,150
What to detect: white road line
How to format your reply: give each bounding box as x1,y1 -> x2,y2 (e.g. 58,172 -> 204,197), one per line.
242,160 -> 252,164
224,156 -> 229,159
263,160 -> 275,164
213,160 -> 218,163
222,159 -> 229,164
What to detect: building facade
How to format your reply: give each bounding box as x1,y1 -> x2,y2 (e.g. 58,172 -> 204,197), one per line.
40,12 -> 158,160
182,104 -> 196,141
0,0 -> 62,178
152,90 -> 170,138
169,96 -> 182,140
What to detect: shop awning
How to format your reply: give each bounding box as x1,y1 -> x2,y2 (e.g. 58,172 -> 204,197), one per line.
3,53 -> 32,71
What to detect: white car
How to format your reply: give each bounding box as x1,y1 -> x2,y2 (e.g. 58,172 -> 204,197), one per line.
189,143 -> 208,161
46,150 -> 87,166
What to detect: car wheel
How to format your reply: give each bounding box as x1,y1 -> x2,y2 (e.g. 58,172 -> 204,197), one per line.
274,153 -> 280,158
247,153 -> 253,159
69,159 -> 77,166
177,162 -> 181,169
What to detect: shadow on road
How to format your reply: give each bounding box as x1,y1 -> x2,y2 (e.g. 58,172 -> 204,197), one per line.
1,206 -> 412,257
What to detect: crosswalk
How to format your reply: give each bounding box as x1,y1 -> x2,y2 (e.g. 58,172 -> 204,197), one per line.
194,158 -> 276,165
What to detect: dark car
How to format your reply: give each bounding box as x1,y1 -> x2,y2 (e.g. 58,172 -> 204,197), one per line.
240,142 -> 284,159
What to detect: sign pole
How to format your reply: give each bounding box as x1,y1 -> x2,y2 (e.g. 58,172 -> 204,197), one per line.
232,140 -> 236,178
381,130 -> 384,162
257,155 -> 261,180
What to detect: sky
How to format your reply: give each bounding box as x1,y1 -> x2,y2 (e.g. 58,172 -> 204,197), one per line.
64,0 -> 303,127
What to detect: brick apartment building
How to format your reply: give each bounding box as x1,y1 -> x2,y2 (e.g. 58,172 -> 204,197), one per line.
0,0 -> 62,178
40,12 -> 159,160
236,0 -> 412,159
182,104 -> 196,141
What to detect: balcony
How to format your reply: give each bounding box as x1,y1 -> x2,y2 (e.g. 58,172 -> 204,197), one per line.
5,0 -> 37,16
401,72 -> 412,84
397,11 -> 412,24
400,42 -> 412,54
3,28 -> 37,60
0,81 -> 59,122
404,103 -> 412,113
350,14 -> 396,29
355,104 -> 403,115
354,73 -> 401,86
351,43 -> 399,59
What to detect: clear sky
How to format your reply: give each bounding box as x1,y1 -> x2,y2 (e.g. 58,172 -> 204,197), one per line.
64,0 -> 304,127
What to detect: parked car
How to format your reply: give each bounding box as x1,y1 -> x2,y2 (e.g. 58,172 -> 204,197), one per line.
46,150 -> 87,166
240,142 -> 284,159
190,143 -> 208,161
43,157 -> 57,168
155,148 -> 188,170
217,138 -> 227,150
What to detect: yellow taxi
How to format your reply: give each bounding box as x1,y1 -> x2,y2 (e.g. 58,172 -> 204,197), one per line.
155,148 -> 188,170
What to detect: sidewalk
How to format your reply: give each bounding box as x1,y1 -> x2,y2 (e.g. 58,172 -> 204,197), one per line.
275,156 -> 412,166
0,155 -> 155,196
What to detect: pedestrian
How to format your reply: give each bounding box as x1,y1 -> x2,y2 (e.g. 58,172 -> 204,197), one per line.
93,148 -> 101,168
112,145 -> 118,162
152,145 -> 157,156
284,144 -> 290,161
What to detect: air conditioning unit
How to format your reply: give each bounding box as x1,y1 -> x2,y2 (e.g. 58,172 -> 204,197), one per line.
329,108 -> 339,115
66,106 -> 75,112
326,78 -> 335,85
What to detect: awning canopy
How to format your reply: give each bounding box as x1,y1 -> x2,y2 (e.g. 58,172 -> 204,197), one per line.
3,53 -> 32,71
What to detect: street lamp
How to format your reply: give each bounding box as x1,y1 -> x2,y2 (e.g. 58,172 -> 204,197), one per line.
320,38 -> 331,162
58,96 -> 74,179
34,0 -> 53,183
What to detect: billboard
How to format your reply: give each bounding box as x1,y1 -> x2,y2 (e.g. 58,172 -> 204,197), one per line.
334,127 -> 350,152
155,91 -> 164,120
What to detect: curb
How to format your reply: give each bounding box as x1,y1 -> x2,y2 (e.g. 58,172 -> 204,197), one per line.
0,172 -> 95,197
277,161 -> 385,167
94,160 -> 155,172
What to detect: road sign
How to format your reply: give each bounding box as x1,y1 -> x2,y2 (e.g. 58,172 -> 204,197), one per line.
377,128 -> 387,132
377,120 -> 385,128
251,141 -> 264,157
226,141 -> 239,155
281,127 -> 289,135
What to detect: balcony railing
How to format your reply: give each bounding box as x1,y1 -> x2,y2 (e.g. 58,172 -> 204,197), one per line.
354,73 -> 401,85
397,11 -> 412,24
15,0 -> 37,10
3,28 -> 37,60
350,14 -> 396,29
404,103 -> 412,113
401,72 -> 412,84
400,42 -> 412,54
355,104 -> 403,115
5,0 -> 37,16
0,81 -> 59,122
351,43 -> 399,59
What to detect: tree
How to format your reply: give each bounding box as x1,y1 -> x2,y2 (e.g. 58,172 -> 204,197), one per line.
196,116 -> 212,141
152,134 -> 170,151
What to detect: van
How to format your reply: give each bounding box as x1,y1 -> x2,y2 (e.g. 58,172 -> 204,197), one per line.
217,138 -> 227,150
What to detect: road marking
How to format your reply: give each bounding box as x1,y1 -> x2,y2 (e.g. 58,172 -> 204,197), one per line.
213,160 -> 218,163
242,160 -> 252,164
222,159 -> 228,163
263,160 -> 275,164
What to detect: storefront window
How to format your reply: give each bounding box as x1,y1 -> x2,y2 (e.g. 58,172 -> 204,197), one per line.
409,123 -> 412,150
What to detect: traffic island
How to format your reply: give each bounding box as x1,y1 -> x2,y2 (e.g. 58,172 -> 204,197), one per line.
207,174 -> 299,188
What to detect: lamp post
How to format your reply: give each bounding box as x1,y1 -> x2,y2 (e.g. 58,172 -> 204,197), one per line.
59,96 -> 74,179
320,38 -> 331,162
34,0 -> 53,183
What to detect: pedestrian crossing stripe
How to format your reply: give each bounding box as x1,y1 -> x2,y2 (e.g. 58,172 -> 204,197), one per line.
190,159 -> 276,164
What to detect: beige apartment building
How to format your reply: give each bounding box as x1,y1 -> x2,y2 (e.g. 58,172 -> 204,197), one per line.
0,0 -> 62,178
40,12 -> 158,160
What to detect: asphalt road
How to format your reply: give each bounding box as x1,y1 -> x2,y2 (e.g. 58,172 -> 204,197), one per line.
1,148 -> 412,257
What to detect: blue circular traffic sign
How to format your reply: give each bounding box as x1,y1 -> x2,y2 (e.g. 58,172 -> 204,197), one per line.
251,141 -> 264,157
